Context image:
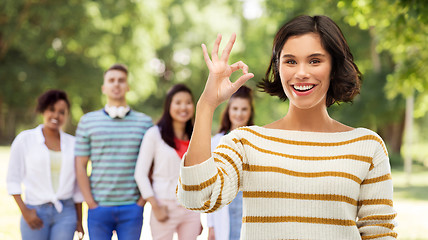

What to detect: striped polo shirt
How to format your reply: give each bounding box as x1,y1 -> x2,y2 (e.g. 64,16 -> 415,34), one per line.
75,109 -> 152,206
177,126 -> 397,239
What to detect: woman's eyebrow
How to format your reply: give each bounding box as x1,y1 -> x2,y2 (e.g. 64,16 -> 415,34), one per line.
281,53 -> 326,58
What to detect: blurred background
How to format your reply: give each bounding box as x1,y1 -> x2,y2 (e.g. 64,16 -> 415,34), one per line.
1,0 -> 427,239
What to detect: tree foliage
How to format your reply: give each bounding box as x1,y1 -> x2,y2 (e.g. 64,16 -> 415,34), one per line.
0,0 -> 426,153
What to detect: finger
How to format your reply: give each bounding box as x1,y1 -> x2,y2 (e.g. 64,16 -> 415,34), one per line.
221,33 -> 236,62
201,44 -> 213,69
230,61 -> 249,74
28,222 -> 36,229
35,221 -> 43,229
211,34 -> 222,62
32,222 -> 42,229
36,218 -> 44,228
233,73 -> 254,90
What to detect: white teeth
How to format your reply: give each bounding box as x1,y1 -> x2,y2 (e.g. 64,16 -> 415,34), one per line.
51,119 -> 58,124
293,85 -> 314,91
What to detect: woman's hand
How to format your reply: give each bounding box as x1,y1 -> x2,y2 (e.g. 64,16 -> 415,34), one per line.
76,221 -> 84,240
137,196 -> 146,207
208,227 -> 216,240
22,208 -> 43,230
200,33 -> 254,108
152,204 -> 169,222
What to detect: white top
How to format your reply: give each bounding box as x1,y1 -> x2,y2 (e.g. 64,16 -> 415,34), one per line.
177,126 -> 397,239
135,125 -> 182,200
206,132 -> 230,240
7,125 -> 84,212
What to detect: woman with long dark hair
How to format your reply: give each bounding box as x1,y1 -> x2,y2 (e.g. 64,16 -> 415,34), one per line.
135,84 -> 201,240
207,85 -> 254,240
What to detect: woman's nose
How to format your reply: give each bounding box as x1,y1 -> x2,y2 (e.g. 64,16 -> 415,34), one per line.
295,64 -> 310,80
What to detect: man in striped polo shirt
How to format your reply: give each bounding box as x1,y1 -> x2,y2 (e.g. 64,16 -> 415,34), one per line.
75,64 -> 153,240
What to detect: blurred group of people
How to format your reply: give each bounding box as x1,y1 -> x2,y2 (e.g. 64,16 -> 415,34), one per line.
7,63 -> 250,240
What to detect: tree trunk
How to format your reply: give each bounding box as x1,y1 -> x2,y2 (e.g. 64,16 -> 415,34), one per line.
403,94 -> 414,185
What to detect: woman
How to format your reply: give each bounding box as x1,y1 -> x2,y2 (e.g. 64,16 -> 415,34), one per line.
6,89 -> 84,240
135,84 -> 201,240
177,15 -> 397,239
207,85 -> 254,240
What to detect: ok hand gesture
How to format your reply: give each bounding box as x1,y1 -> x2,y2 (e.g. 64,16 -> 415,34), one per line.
200,33 -> 254,108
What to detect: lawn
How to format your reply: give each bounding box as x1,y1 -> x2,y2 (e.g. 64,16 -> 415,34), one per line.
1,146 -> 427,239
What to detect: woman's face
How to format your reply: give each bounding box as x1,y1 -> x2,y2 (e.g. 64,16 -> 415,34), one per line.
228,97 -> 252,130
279,33 -> 332,110
42,100 -> 68,131
169,91 -> 194,124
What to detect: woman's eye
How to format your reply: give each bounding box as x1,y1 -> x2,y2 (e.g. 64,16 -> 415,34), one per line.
285,59 -> 296,64
310,59 -> 321,64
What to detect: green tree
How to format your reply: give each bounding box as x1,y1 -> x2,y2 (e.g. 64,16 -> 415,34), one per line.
0,0 -> 165,143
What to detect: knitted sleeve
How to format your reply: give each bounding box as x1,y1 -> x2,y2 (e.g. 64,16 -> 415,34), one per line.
177,130 -> 245,213
357,139 -> 397,239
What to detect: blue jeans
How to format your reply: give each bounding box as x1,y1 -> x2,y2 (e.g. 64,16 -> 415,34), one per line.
88,203 -> 144,240
229,191 -> 243,240
20,199 -> 77,240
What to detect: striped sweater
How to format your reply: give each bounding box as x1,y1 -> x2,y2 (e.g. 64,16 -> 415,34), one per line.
177,126 -> 397,239
75,109 -> 153,206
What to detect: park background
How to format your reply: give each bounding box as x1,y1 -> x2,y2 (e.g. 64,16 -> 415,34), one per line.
1,0 -> 427,239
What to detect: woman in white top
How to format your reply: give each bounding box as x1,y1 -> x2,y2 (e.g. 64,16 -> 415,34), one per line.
177,15 -> 397,239
207,85 -> 254,240
7,90 -> 84,240
135,84 -> 201,240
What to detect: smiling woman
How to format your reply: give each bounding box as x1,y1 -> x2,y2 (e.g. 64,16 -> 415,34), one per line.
6,89 -> 84,240
177,15 -> 397,239
134,84 -> 202,240
278,33 -> 332,111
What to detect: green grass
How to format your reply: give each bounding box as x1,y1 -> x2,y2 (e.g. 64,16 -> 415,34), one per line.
392,164 -> 428,202
0,146 -> 21,240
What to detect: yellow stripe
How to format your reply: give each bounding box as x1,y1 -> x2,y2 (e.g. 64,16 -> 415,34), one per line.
361,232 -> 397,239
216,144 -> 243,162
358,213 -> 397,221
361,173 -> 392,185
359,223 -> 395,230
219,167 -> 228,176
235,138 -> 373,164
179,173 -> 218,191
243,191 -> 357,206
206,170 -> 225,213
243,163 -> 362,184
186,199 -> 211,211
358,199 -> 393,207
243,215 -> 356,226
240,127 -> 388,156
214,153 -> 241,187
214,158 -> 223,164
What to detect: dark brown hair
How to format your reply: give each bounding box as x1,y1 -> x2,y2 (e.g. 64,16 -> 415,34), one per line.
36,89 -> 70,113
157,84 -> 194,149
219,85 -> 255,133
104,63 -> 128,76
258,15 -> 362,107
